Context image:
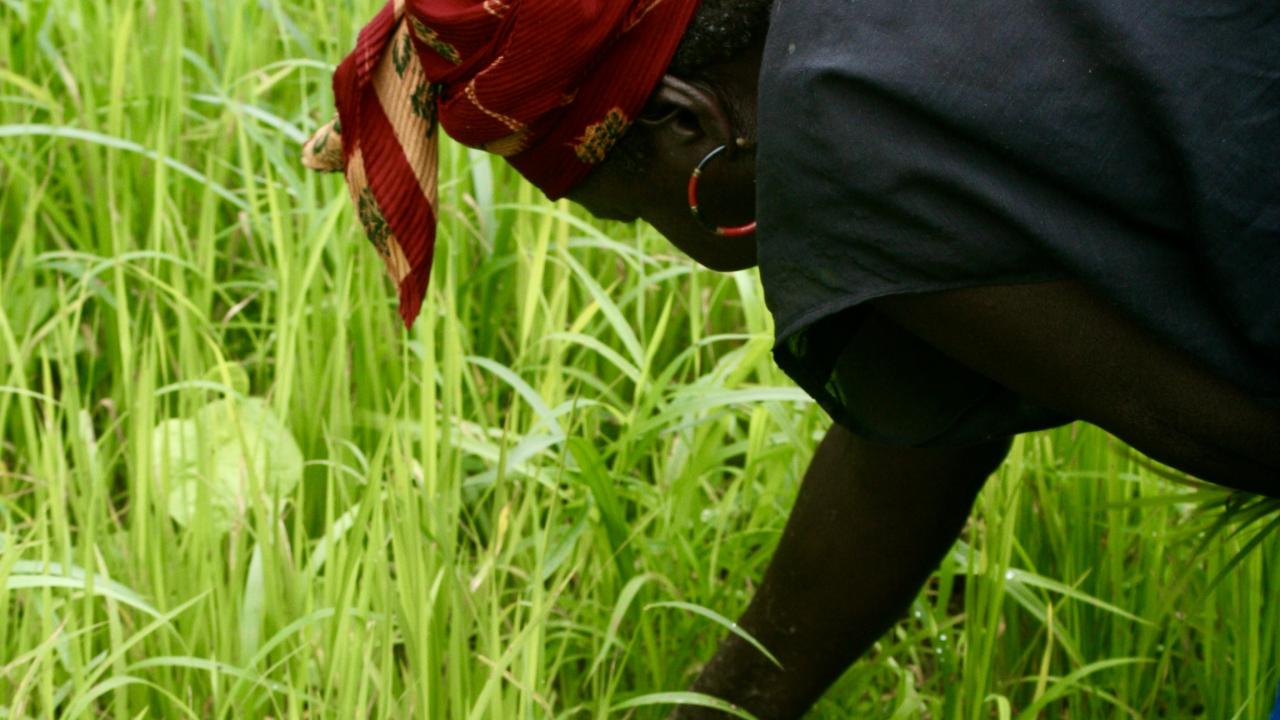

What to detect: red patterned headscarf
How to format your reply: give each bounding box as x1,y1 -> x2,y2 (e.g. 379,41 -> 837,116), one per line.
303,0 -> 701,327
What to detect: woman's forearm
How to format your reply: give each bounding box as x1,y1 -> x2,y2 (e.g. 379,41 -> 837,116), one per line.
675,428 -> 1009,719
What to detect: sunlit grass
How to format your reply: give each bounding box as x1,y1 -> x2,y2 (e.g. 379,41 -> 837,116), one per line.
1,1 -> 1276,718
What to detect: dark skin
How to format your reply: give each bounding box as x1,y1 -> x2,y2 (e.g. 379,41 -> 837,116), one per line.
569,44 -> 1280,720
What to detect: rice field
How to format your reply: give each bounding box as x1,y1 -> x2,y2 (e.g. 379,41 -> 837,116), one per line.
1,1 -> 1277,718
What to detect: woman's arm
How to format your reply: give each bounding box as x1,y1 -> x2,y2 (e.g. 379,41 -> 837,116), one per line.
874,280 -> 1280,495
676,427 -> 1009,719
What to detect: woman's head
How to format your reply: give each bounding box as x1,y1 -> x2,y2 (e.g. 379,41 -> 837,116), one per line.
569,0 -> 773,272
307,0 -> 772,326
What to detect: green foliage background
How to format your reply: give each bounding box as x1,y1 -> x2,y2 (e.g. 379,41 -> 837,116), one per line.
1,1 -> 1276,717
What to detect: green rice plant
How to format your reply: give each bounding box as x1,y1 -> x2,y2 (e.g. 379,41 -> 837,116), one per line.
1,1 -> 1276,718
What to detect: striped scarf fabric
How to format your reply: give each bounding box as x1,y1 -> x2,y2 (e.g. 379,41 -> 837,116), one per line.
303,0 -> 699,327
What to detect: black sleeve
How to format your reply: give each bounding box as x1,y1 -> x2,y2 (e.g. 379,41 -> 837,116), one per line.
778,309 -> 1069,448
755,0 -> 1280,428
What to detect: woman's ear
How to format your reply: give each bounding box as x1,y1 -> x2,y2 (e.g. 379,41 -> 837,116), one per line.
637,75 -> 735,153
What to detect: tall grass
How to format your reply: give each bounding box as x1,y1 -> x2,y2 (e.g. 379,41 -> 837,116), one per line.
1,1 -> 1276,718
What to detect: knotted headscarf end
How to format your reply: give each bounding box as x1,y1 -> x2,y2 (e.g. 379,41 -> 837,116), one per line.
303,0 -> 700,328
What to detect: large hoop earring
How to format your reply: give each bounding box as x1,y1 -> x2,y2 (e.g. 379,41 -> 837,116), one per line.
687,145 -> 757,238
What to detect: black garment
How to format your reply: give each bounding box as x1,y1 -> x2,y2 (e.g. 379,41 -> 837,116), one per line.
756,0 -> 1280,447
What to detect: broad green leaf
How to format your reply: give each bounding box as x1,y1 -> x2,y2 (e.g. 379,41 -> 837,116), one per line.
150,397 -> 302,533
